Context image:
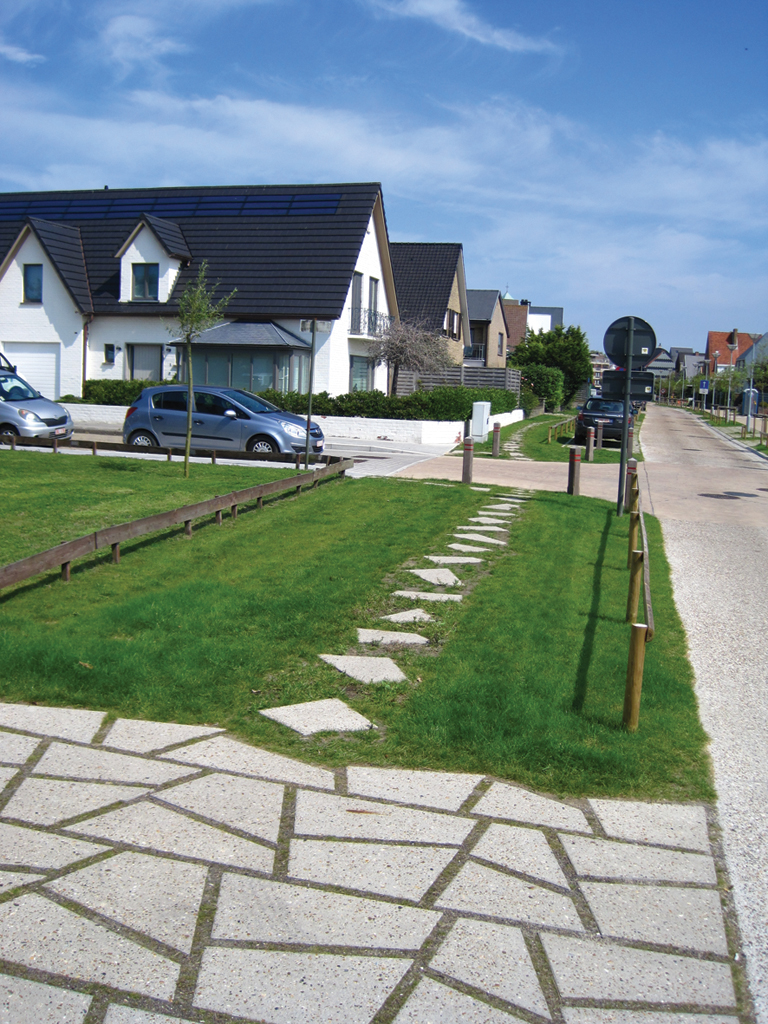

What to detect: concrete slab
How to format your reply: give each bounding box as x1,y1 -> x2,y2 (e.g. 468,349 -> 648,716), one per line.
195,947 -> 410,1024
589,800 -> 710,852
541,933 -> 735,1006
104,1008 -> 197,1024
407,568 -> 462,586
473,823 -> 569,887
159,734 -> 335,789
156,772 -> 284,842
381,608 -> 434,623
393,590 -> 463,602
0,704 -> 105,744
347,766 -> 482,811
68,801 -> 274,872
103,718 -> 224,754
470,486 -> 491,491
261,698 -> 373,736
320,654 -> 407,683
453,533 -> 507,546
46,851 -> 207,954
357,629 -> 429,646
213,873 -> 439,948
482,504 -> 519,511
455,524 -> 508,532
288,839 -> 456,900
295,790 -> 474,845
563,1011 -> 738,1024
436,861 -> 584,931
560,834 -> 717,885
2,779 -> 149,826
430,917 -> 550,1017
580,882 -> 729,955
425,555 -> 484,564
469,517 -> 513,525
449,542 -> 494,553
0,893 -> 179,1000
0,822 -> 107,869
393,977 -> 516,1024
473,783 -> 591,833
0,731 -> 41,764
0,974 -> 91,1024
0,869 -> 44,893
33,742 -> 194,786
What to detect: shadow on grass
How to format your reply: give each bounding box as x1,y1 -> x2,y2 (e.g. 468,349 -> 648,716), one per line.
572,507 -> 613,712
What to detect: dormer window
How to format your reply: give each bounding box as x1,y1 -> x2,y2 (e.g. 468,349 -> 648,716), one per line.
23,264 -> 42,303
132,263 -> 159,301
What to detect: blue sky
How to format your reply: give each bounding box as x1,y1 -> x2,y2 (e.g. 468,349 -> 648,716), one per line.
1,0 -> 766,351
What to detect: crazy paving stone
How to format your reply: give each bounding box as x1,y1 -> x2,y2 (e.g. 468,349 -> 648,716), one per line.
295,790 -> 474,845
425,555 -> 484,564
469,517 -> 512,525
0,869 -> 44,893
0,974 -> 91,1024
157,771 -> 284,841
393,589 -> 463,602
357,628 -> 428,646
320,654 -> 407,683
288,839 -> 456,900
159,734 -> 334,789
436,861 -> 583,931
0,704 -> 105,744
103,718 -> 224,754
68,801 -> 274,871
581,882 -> 729,955
2,779 -> 150,826
45,851 -> 207,954
407,568 -> 461,586
560,834 -> 717,885
33,742 -> 194,786
482,504 -> 519,511
589,800 -> 710,852
213,873 -> 439,948
195,948 -> 411,1024
563,1011 -> 738,1024
0,893 -> 179,1000
455,524 -> 508,533
453,533 -> 507,546
430,917 -> 551,1017
381,608 -> 434,623
347,766 -> 482,812
393,977 -> 515,1024
0,822 -> 107,869
473,782 -> 591,832
0,767 -> 17,791
105,1008 -> 198,1024
541,933 -> 735,1006
0,731 -> 41,764
473,823 -> 569,887
449,542 -> 494,553
261,698 -> 373,737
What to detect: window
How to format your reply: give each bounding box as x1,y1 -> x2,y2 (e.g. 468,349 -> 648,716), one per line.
152,390 -> 187,411
194,392 -> 238,417
23,264 -> 42,303
350,355 -> 373,392
132,263 -> 159,301
498,332 -> 504,357
368,277 -> 378,315
350,272 -> 363,333
444,309 -> 460,340
104,344 -> 115,364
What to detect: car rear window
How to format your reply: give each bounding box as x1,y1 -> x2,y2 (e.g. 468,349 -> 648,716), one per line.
585,400 -> 624,413
153,391 -> 187,411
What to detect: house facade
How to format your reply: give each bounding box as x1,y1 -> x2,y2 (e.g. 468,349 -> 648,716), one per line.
466,290 -> 508,368
0,184 -> 397,399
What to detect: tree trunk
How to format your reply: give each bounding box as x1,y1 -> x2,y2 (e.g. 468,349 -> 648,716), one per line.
391,361 -> 399,397
184,340 -> 193,478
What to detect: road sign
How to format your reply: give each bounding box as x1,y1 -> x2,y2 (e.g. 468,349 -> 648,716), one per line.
699,380 -> 709,394
601,370 -> 655,401
603,316 -> 657,370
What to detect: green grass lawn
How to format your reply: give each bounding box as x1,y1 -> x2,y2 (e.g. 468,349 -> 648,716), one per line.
0,463 -> 711,800
519,415 -> 645,463
459,414 -> 560,458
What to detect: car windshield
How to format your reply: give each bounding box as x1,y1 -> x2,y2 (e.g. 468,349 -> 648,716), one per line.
585,399 -> 624,414
223,389 -> 281,414
0,373 -> 39,402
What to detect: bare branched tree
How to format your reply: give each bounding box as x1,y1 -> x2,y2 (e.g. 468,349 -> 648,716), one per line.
368,318 -> 453,395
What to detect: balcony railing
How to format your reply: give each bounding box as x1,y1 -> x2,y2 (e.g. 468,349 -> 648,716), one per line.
463,344 -> 487,363
349,307 -> 393,336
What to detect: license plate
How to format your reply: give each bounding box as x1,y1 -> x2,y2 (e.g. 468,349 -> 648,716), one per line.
595,419 -> 611,424
54,427 -> 67,436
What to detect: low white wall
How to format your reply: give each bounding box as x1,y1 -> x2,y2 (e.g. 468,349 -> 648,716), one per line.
63,404 -> 128,429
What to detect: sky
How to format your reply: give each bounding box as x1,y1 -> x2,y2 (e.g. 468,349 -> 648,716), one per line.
0,0 -> 766,351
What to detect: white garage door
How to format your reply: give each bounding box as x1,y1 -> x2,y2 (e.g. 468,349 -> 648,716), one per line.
2,342 -> 60,399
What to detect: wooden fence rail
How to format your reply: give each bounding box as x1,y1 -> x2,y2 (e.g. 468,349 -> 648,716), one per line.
547,417 -> 577,444
622,465 -> 655,732
0,458 -> 353,592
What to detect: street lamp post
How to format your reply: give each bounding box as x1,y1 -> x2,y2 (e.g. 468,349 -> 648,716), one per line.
712,350 -> 719,411
300,319 -> 333,469
726,328 -> 739,414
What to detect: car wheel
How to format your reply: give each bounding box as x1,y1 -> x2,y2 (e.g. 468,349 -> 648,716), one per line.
0,425 -> 19,437
128,431 -> 158,447
247,435 -> 277,454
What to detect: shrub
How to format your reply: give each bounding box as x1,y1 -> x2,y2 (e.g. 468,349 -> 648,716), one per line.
520,365 -> 565,411
256,385 -> 517,421
83,379 -> 173,405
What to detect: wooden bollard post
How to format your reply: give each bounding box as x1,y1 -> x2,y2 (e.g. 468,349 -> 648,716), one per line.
184,520 -> 192,537
628,512 -> 640,568
166,448 -> 172,461
623,623 -> 648,732
596,422 -> 604,449
256,496 -> 263,510
61,561 -> 71,582
462,437 -> 474,484
92,441 -> 98,456
567,447 -> 581,495
626,549 -> 644,622
10,435 -> 16,450
231,504 -> 238,519
586,427 -> 595,462
52,438 -> 58,454
215,509 -> 222,525
211,451 -> 217,465
624,458 -> 638,510
111,542 -> 120,564
492,422 -> 501,457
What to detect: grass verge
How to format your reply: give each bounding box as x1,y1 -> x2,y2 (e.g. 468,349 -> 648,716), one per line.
520,415 -> 645,463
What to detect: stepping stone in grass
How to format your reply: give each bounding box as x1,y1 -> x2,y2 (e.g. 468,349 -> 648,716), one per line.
469,516 -> 512,525
381,608 -> 434,623
449,542 -> 493,553
408,568 -> 461,586
319,654 -> 406,683
425,555 -> 483,564
454,533 -> 506,546
260,698 -> 373,736
393,590 -> 462,603
456,524 -> 507,533
357,629 -> 428,646
469,486 -> 490,491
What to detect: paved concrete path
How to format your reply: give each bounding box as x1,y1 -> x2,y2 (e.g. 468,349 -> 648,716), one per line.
0,702 -> 741,1024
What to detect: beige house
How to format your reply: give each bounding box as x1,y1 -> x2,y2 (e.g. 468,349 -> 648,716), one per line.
467,290 -> 509,368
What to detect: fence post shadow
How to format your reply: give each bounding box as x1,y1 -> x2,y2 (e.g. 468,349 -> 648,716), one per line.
572,508 -> 613,712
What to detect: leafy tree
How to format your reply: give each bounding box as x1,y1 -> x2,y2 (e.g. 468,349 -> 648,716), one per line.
168,262 -> 235,478
510,324 -> 592,404
368,318 -> 453,396
519,364 -> 564,411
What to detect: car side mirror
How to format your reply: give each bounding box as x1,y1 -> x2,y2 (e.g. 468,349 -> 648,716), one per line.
224,409 -> 237,418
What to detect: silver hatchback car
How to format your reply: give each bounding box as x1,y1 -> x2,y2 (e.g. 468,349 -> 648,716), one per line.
0,369 -> 74,441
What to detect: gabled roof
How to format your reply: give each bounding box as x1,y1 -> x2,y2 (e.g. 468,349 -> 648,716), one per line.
171,321 -> 310,348
25,218 -> 91,311
0,183 -> 385,319
115,214 -> 192,261
390,242 -> 463,332
705,331 -> 757,365
467,289 -> 501,322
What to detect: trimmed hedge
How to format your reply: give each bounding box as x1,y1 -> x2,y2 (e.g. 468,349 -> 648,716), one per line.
83,379 -> 172,406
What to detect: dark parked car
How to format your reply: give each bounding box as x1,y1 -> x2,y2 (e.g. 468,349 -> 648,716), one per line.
574,398 -> 633,444
123,386 -> 324,455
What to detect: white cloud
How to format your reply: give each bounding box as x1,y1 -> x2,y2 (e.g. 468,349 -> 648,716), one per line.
0,37 -> 44,64
99,15 -> 187,75
366,0 -> 559,54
